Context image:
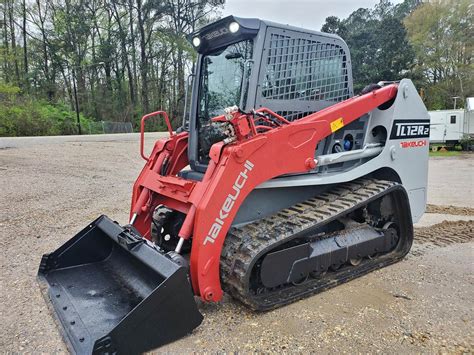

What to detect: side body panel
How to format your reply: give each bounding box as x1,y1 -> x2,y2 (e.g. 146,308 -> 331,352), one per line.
254,79 -> 429,223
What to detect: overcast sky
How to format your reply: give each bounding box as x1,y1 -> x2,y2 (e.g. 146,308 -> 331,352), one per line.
222,0 -> 404,32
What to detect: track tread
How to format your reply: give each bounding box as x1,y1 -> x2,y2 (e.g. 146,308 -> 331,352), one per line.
221,178 -> 412,311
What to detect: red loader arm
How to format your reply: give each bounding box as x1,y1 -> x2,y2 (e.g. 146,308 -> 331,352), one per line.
130,84 -> 398,302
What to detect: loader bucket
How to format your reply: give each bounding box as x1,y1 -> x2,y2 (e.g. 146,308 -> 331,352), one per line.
37,215 -> 203,354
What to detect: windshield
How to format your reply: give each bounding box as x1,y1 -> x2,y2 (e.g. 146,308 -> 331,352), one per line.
198,40 -> 253,124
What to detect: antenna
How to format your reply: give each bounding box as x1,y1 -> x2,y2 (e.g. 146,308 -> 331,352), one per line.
452,96 -> 461,109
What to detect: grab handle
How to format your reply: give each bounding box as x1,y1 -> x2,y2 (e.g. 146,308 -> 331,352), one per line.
140,111 -> 173,161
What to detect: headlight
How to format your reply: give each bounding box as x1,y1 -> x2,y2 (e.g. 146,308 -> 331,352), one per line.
229,22 -> 240,33
192,37 -> 201,47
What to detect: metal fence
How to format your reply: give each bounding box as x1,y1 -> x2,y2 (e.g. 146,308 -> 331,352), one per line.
87,121 -> 134,134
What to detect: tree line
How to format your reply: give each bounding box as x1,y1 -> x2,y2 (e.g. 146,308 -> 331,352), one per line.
1,0 -> 222,135
321,0 -> 473,110
1,0 -> 473,136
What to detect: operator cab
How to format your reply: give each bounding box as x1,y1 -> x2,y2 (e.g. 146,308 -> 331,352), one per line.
184,16 -> 354,173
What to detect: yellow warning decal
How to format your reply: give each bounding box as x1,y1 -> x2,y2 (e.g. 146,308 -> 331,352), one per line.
330,117 -> 344,132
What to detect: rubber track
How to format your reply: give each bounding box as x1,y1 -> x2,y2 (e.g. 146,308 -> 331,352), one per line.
220,178 -> 412,311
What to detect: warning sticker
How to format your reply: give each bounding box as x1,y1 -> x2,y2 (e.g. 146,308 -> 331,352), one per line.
330,117 -> 344,132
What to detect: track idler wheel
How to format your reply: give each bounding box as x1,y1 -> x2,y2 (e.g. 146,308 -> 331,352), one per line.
291,273 -> 309,286
383,221 -> 400,250
349,257 -> 362,266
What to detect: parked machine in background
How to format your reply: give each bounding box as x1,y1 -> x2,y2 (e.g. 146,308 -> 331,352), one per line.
37,16 -> 430,354
429,98 -> 474,150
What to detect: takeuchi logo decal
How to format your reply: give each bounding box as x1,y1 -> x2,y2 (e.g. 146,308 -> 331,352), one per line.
400,140 -> 428,148
203,160 -> 254,245
203,27 -> 229,41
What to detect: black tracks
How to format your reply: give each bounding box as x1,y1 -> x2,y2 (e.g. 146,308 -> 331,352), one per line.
220,178 -> 413,311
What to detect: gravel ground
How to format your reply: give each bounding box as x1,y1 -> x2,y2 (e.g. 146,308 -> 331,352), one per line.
426,204 -> 474,216
427,154 -> 474,207
0,136 -> 472,353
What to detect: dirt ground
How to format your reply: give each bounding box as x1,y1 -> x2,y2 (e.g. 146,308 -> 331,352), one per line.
0,136 -> 472,353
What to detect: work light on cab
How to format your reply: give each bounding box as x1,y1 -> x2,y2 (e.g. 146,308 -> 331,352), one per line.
192,37 -> 201,47
229,21 -> 240,33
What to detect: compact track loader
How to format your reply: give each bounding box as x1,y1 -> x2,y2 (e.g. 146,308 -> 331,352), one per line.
38,16 -> 430,353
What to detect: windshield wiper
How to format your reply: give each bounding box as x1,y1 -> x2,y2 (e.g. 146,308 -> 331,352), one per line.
225,52 -> 243,60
